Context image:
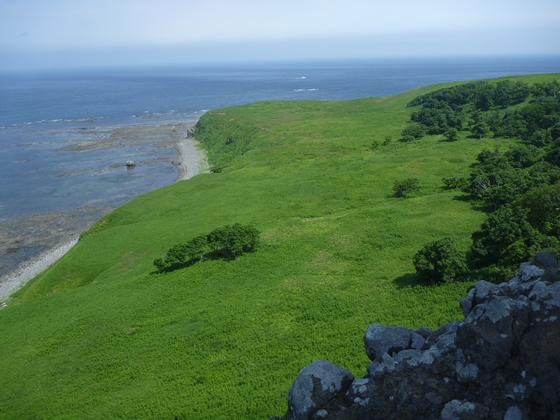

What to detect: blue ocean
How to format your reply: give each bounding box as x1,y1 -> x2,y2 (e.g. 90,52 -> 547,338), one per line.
2,56 -> 560,220
1,56 -> 559,277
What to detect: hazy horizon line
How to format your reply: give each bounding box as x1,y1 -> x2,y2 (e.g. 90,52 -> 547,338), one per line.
2,53 -> 560,76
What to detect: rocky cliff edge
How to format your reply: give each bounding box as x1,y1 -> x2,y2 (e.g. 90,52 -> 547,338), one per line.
271,253 -> 560,420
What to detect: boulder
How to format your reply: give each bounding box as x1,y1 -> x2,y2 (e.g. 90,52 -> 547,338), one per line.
440,399 -> 489,420
285,360 -> 354,420
363,324 -> 411,361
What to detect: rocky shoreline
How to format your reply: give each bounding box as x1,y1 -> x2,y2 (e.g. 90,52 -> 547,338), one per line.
0,121 -> 205,302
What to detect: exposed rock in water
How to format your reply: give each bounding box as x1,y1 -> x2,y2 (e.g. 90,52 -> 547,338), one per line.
271,253 -> 560,420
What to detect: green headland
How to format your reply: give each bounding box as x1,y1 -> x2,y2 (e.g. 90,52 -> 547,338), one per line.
0,74 -> 558,419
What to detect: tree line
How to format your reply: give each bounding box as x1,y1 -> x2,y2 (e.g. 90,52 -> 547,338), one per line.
154,223 -> 260,273
406,79 -> 560,283
402,79 -> 560,144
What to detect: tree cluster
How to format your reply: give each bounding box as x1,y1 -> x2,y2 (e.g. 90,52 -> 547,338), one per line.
470,184 -> 560,277
406,80 -> 559,141
409,79 -> 560,282
154,223 -> 260,273
460,145 -> 560,208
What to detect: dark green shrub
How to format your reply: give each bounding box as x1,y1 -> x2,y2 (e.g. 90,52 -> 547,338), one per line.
401,124 -> 426,140
184,235 -> 208,263
442,177 -> 467,189
208,223 -> 260,258
392,178 -> 420,198
470,205 -> 541,269
444,128 -> 459,142
413,237 -> 467,284
472,121 -> 492,139
153,258 -> 166,273
153,223 -> 261,272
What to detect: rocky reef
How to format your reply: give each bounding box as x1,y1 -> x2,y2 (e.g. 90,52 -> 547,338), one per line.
272,253 -> 560,420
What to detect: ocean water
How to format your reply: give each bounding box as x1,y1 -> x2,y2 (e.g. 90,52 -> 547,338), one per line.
2,56 -> 560,220
0,56 -> 559,279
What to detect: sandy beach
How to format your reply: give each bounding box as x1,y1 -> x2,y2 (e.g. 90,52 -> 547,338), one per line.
0,122 -> 205,303
174,129 -> 209,182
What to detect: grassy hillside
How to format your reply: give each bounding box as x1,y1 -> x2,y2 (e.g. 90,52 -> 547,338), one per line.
1,74 -> 557,419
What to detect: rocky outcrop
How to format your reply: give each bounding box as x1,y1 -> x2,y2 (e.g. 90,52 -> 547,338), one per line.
272,253 -> 560,420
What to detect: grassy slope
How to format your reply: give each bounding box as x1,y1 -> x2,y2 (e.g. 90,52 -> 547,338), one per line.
1,74 -> 557,419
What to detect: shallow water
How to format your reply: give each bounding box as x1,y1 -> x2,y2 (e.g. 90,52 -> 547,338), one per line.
0,121 -> 196,222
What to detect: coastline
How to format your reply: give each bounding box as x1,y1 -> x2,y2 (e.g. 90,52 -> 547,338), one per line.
0,205 -> 114,302
0,238 -> 78,304
0,121 -> 204,303
174,128 -> 209,182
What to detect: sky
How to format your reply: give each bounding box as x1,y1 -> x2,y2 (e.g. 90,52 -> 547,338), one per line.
1,0 -> 560,71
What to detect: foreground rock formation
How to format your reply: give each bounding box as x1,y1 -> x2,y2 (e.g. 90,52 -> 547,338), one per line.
272,254 -> 560,420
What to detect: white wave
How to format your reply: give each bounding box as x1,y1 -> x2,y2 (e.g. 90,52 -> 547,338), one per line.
12,116 -> 104,128
24,120 -> 46,125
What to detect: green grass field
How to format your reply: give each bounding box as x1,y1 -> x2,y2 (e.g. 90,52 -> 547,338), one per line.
1,74 -> 557,419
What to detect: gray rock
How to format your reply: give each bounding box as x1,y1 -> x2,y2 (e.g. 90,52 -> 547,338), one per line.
312,409 -> 329,419
441,400 -> 489,420
367,353 -> 396,377
457,296 -> 518,370
410,332 -> 426,350
503,405 -> 523,420
533,252 -> 558,269
433,322 -> 459,352
459,297 -> 472,318
441,400 -> 475,420
473,280 -> 502,303
394,349 -> 424,367
513,279 -> 538,297
548,282 -> 560,309
456,361 -> 479,383
348,378 -> 369,397
426,321 -> 458,348
364,324 -> 411,361
414,327 -> 432,338
286,360 -> 354,420
528,282 -> 550,301
518,262 -> 544,282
